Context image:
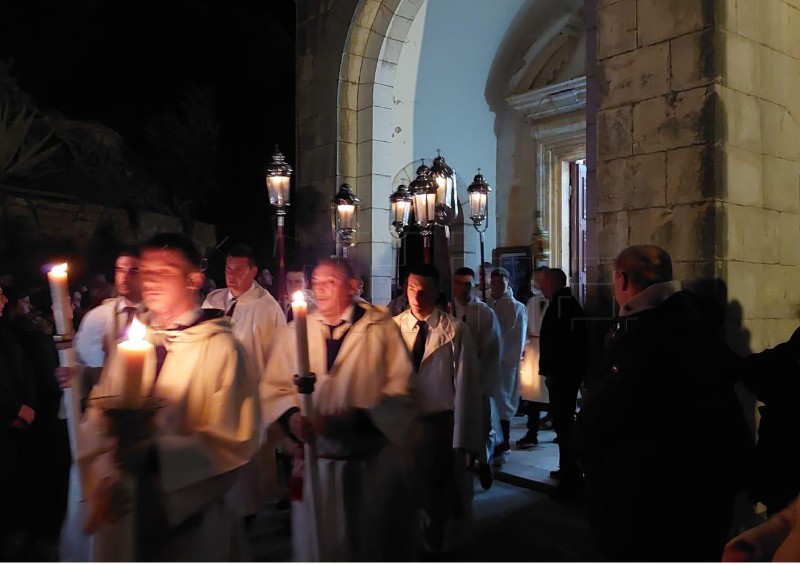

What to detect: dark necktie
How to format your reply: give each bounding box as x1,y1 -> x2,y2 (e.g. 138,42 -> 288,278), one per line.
119,307 -> 137,340
324,320 -> 347,372
412,320 -> 429,373
226,297 -> 238,317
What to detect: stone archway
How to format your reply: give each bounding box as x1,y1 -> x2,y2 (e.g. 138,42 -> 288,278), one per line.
336,0 -> 426,305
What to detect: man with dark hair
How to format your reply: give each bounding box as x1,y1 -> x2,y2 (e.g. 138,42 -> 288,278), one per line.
75,247 -> 144,369
488,267 -> 527,465
202,242 -> 286,521
538,267 -> 586,497
65,232 -> 260,561
262,257 -> 417,561
284,264 -> 316,321
74,247 -> 145,414
575,245 -> 753,561
395,264 -> 482,553
452,266 -> 501,489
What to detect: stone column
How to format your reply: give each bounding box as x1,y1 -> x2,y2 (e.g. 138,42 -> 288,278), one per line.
590,0 -> 800,350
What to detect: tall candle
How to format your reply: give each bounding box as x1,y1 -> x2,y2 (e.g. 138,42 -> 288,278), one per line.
291,291 -> 310,376
117,318 -> 152,408
47,263 -> 72,335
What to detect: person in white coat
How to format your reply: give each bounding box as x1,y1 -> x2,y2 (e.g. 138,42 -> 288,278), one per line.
202,243 -> 287,523
518,266 -> 549,446
261,258 -> 418,562
488,267 -> 528,464
395,264 -> 482,554
74,249 -> 145,399
452,266 -> 501,490
63,233 -> 260,561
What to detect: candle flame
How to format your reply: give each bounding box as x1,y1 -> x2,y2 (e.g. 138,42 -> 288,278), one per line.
50,263 -> 68,276
128,317 -> 145,341
292,290 -> 306,305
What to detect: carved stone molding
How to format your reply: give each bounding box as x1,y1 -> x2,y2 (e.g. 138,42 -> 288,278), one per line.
506,76 -> 587,122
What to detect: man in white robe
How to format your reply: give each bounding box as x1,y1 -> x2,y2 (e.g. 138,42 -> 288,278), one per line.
395,264 -> 482,554
202,243 -> 287,520
283,265 -> 316,321
452,266 -> 501,490
488,267 -> 527,465
63,233 -> 260,561
518,266 -> 549,446
261,258 -> 417,562
74,249 -> 145,397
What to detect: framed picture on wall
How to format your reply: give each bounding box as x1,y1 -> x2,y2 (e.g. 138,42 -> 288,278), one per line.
492,245 -> 533,299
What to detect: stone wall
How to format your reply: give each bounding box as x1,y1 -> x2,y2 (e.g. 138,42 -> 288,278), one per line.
592,0 -> 800,351
0,193 -> 216,281
716,0 -> 800,351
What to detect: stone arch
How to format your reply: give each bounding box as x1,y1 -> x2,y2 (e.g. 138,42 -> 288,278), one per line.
336,0 -> 460,305
486,0 -> 585,274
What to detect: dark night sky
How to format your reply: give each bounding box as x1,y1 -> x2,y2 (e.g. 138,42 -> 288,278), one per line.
0,0 -> 296,269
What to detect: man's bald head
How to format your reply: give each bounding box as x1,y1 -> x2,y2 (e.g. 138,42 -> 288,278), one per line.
614,245 -> 673,307
615,245 -> 672,289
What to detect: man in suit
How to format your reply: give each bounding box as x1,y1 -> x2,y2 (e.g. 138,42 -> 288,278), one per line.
539,268 -> 587,497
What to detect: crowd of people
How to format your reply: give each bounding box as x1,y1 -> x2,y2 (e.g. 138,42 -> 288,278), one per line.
2,237 -> 800,561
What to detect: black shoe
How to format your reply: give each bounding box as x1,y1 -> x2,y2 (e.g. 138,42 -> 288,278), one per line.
492,442 -> 510,459
549,469 -> 562,479
479,463 -> 493,490
516,431 -> 539,447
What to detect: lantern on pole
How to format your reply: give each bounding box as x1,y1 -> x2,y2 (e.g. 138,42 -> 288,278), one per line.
408,164 -> 437,264
265,145 -> 293,306
388,183 -> 413,288
467,169 -> 492,302
430,151 -> 459,226
332,183 -> 360,258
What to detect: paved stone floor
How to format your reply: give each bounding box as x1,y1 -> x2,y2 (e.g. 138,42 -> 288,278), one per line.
245,415 -> 598,562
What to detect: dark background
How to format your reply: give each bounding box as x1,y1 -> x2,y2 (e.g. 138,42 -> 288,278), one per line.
0,0 -> 296,283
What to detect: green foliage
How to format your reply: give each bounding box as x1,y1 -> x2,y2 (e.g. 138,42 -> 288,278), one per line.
0,103 -> 62,185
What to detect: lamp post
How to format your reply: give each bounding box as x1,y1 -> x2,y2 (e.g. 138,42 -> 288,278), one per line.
467,169 -> 492,302
266,145 -> 293,307
408,164 -> 437,264
332,183 -> 360,259
389,183 -> 413,289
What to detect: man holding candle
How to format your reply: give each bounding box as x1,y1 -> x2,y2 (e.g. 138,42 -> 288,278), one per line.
394,264 -> 482,555
261,258 -> 417,561
201,243 -> 287,522
73,233 -> 260,561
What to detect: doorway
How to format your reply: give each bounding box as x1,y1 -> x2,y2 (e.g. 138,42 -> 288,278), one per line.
568,159 -> 587,305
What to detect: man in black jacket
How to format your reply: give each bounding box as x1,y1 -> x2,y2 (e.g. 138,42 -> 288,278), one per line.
574,245 -> 753,561
539,268 -> 587,497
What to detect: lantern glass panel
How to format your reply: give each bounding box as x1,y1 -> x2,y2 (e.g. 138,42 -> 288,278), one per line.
267,175 -> 291,208
338,204 -> 356,230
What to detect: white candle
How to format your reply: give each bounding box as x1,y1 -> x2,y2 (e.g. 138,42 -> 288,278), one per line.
47,263 -> 72,335
117,318 -> 153,408
291,291 -> 310,376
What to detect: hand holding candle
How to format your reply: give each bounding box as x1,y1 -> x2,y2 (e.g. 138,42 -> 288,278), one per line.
291,291 -> 310,376
117,318 -> 153,408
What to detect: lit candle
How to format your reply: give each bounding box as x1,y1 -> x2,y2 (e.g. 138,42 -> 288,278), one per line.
47,263 -> 72,335
117,318 -> 153,408
291,291 -> 310,376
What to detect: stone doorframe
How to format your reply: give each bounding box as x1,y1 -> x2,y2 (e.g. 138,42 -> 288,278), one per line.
507,76 -> 586,271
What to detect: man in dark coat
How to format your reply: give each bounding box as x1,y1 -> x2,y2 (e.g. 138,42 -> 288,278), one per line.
574,245 -> 753,562
743,326 -> 800,516
538,268 -> 587,497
